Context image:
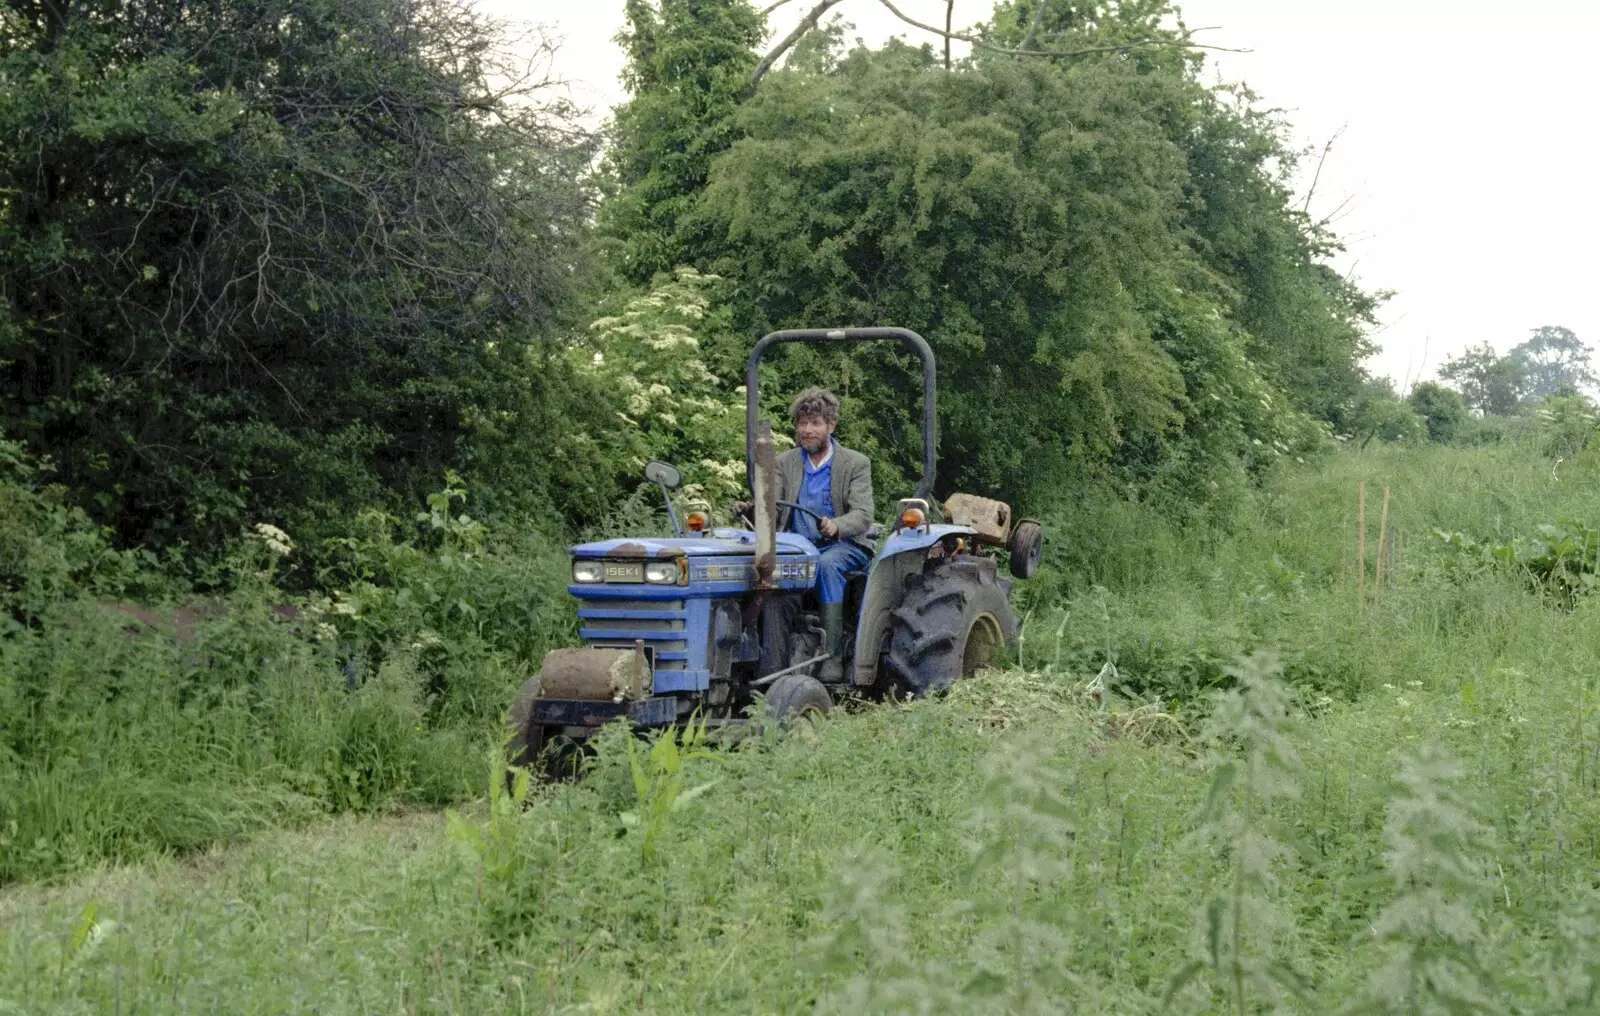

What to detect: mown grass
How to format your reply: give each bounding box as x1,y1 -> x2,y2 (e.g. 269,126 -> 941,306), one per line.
8,438 -> 1600,1012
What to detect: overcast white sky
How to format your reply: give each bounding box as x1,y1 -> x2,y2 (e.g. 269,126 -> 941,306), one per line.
510,0 -> 1600,388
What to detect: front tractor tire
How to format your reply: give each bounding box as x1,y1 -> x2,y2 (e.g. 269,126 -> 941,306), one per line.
886,557 -> 1019,696
761,674 -> 832,730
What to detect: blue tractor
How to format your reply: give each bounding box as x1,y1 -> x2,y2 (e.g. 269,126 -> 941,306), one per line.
507,328 -> 1043,768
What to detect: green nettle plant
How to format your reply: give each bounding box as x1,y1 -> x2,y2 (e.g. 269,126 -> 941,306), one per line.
957,731 -> 1084,1011
1352,746 -> 1497,1015
1541,890 -> 1600,1010
811,847 -> 959,1015
1168,652 -> 1308,1014
813,730 -> 1089,1015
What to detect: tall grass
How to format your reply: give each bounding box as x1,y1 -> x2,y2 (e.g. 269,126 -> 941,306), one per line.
11,434 -> 1600,1009
8,646 -> 1600,1011
0,446 -> 573,884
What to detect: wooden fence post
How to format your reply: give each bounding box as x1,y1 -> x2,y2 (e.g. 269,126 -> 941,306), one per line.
1375,486 -> 1391,595
1357,480 -> 1366,610
1388,522 -> 1399,587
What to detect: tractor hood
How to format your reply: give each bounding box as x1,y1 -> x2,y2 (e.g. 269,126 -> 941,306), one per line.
571,529 -> 815,559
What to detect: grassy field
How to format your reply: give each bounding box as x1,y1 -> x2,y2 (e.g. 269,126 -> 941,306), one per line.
8,440 -> 1600,1013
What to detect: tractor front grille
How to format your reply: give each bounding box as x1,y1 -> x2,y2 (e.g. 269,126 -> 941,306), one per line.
577,598 -> 688,671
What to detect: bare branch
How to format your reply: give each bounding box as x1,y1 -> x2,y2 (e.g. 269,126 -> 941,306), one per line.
1301,123 -> 1346,215
1316,192 -> 1357,230
875,0 -> 1246,58
943,0 -> 954,70
749,0 -> 847,87
762,0 -> 799,13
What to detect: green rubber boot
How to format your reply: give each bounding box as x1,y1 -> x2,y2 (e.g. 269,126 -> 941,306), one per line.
819,601 -> 845,682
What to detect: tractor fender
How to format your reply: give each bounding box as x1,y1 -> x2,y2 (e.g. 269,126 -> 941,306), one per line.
850,523 -> 977,687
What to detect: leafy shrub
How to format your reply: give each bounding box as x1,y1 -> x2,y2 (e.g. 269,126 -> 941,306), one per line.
1535,393 -> 1599,459
1408,381 -> 1470,443
0,461 -> 556,882
1453,412 -> 1540,446
1341,379 -> 1426,445
313,473 -> 573,722
1430,520 -> 1600,606
1359,397 -> 1427,445
0,0 -> 595,560
0,432 -> 148,622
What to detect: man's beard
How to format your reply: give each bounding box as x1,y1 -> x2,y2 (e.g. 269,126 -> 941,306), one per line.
800,435 -> 827,455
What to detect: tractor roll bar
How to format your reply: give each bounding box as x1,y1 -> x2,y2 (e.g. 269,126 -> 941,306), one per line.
744,327 -> 936,500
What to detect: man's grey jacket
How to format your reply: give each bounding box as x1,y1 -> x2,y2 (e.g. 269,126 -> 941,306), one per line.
775,444 -> 876,553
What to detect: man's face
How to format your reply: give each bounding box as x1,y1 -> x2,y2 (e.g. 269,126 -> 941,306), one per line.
795,413 -> 836,456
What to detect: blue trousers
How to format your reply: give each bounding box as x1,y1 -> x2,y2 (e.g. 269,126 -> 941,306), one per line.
818,540 -> 872,604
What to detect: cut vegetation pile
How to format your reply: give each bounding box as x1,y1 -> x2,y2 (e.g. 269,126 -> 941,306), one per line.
9,439 -> 1600,1012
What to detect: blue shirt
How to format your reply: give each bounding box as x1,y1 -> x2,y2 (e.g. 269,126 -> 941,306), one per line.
792,439 -> 836,544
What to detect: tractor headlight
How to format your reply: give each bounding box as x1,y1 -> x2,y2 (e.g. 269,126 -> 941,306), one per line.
572,560 -> 605,584
644,561 -> 678,584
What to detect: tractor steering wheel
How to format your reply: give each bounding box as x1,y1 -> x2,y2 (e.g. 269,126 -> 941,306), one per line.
732,499 -> 827,532
777,499 -> 825,523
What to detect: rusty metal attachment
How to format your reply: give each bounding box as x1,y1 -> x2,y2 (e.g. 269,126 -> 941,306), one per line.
753,420 -> 778,588
533,642 -> 651,702
943,493 -> 1013,547
608,542 -> 688,560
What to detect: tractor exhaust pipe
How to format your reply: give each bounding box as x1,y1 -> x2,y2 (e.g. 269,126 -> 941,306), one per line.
753,421 -> 778,588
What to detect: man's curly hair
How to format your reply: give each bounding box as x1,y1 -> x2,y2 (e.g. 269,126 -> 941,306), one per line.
789,387 -> 840,425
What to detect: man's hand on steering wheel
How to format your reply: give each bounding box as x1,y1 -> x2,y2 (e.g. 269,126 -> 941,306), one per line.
780,500 -> 839,539
739,498 -> 839,539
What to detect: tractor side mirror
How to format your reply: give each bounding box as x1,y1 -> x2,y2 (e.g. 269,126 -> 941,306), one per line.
644,460 -> 682,489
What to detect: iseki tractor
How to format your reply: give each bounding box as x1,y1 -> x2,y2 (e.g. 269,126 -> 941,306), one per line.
507,328 -> 1043,770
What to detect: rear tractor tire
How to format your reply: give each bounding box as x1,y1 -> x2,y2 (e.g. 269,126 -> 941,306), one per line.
886,557 -> 1019,696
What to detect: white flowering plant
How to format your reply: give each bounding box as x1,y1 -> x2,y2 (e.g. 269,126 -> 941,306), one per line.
574,268 -> 752,512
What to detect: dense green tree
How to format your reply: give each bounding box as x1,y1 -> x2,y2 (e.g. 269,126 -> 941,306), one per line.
1341,378 -> 1423,445
642,4 -> 1367,504
1179,94 -> 1379,424
1439,344 -> 1526,417
1509,325 -> 1592,400
600,0 -> 765,283
1406,381 -> 1469,443
0,0 -> 595,555
985,2 -> 1379,423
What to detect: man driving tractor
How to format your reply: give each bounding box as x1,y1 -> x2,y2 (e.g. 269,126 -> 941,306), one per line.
505,328 -> 1040,772
742,387 -> 875,680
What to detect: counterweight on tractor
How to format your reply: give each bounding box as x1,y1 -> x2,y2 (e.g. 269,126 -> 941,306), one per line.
507,328 -> 1044,769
